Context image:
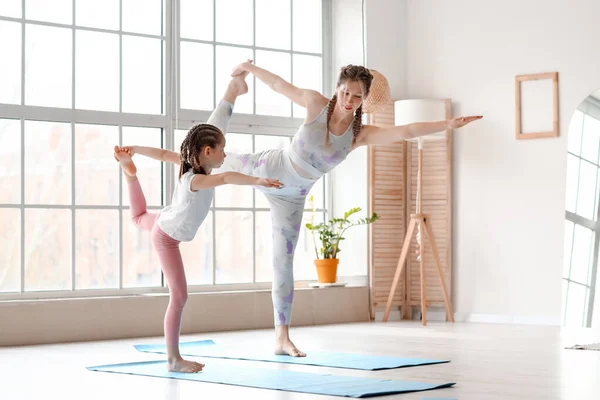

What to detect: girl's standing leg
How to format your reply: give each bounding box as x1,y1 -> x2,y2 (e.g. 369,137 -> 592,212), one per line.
151,225 -> 203,373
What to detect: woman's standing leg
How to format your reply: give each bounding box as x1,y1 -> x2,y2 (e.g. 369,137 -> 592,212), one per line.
266,194 -> 307,357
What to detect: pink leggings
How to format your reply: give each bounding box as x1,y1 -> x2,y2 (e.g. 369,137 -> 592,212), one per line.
127,179 -> 187,347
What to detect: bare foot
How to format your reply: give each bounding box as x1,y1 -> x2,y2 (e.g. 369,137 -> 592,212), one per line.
113,145 -> 137,179
230,75 -> 249,96
168,357 -> 204,373
274,339 -> 306,357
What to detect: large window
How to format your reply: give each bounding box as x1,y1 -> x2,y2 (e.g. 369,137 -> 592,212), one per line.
0,0 -> 330,299
563,105 -> 600,327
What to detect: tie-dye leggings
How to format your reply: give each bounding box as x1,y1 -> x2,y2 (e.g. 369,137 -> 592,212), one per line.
208,100 -> 317,326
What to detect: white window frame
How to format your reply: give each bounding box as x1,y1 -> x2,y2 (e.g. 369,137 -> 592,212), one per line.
0,0 -> 333,300
563,99 -> 600,327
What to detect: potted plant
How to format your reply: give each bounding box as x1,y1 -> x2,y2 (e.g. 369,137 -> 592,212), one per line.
305,195 -> 379,283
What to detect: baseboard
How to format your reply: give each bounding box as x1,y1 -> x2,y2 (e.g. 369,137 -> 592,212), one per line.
454,312 -> 561,326
0,286 -> 369,346
372,308 -> 561,326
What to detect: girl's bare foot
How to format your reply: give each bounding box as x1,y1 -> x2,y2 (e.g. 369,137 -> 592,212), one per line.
113,145 -> 137,180
168,357 -> 204,373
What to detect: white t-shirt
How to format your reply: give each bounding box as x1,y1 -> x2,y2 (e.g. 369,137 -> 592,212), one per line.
157,171 -> 214,242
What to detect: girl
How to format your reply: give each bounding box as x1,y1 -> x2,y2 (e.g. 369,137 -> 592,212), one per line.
115,75 -> 282,373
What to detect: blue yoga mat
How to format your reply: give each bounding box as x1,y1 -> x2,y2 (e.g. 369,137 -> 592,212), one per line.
134,340 -> 449,371
87,360 -> 456,398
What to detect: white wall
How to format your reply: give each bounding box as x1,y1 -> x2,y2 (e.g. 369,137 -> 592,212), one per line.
330,0 -> 408,277
403,0 -> 600,323
329,0 -> 368,277
332,0 -> 600,323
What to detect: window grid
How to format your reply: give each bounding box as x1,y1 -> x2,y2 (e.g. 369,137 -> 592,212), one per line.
564,109 -> 600,327
0,0 -> 331,299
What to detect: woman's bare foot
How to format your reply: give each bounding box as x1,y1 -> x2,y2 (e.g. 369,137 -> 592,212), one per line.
222,75 -> 249,105
274,339 -> 306,357
274,325 -> 306,357
113,145 -> 137,180
167,357 -> 205,373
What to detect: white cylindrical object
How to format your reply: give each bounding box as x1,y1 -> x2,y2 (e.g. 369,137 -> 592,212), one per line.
394,99 -> 449,143
395,99 -> 449,260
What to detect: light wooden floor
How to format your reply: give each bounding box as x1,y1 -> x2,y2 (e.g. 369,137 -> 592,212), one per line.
1,321 -> 599,399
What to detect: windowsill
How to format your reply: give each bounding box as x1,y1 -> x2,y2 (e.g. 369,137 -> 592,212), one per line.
0,275 -> 368,303
0,276 -> 370,346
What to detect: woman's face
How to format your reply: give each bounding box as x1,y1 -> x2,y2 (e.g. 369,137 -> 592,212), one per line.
336,80 -> 365,115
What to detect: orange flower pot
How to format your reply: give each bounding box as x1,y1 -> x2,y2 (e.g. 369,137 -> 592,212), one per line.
314,258 -> 339,283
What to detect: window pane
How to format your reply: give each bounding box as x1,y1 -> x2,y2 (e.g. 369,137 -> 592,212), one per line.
565,154 -> 579,214
25,24 -> 72,108
581,115 -> 600,164
122,0 -> 162,36
576,160 -> 597,220
122,35 -> 163,114
75,210 -> 119,289
563,220 -> 574,279
293,0 -> 321,53
180,0 -> 213,41
255,211 -> 272,282
24,121 -> 71,205
122,209 -> 161,287
24,209 -> 71,291
570,224 -> 593,285
256,0 -> 290,50
76,30 -> 119,112
568,111 -> 583,156
0,21 -> 21,105
295,211 -> 321,281
122,127 -> 163,207
307,176 -> 325,210
174,128 -> 188,182
215,133 -> 253,207
0,208 -> 20,293
26,0 -> 72,25
255,50 -> 291,117
216,45 -> 253,114
75,0 -> 119,30
292,54 -> 322,118
216,0 -> 253,46
0,119 -> 21,204
75,124 -> 119,205
215,211 -> 253,284
565,282 -> 587,328
0,0 -> 21,18
254,134 -> 289,209
180,41 -> 213,111
180,211 -> 213,285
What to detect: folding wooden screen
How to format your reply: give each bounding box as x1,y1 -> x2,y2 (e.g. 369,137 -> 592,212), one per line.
367,101 -> 453,320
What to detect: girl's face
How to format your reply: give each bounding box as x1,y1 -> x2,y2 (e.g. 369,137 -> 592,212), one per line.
336,80 -> 365,115
198,137 -> 226,171
207,137 -> 226,168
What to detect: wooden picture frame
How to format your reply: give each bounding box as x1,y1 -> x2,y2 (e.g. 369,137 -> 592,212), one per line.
515,72 -> 559,140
